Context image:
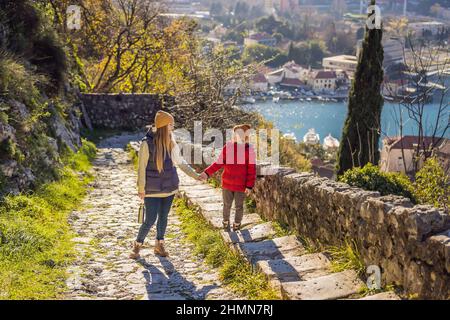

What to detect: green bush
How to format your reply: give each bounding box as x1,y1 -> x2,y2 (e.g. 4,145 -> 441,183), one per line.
339,163 -> 416,202
414,157 -> 450,210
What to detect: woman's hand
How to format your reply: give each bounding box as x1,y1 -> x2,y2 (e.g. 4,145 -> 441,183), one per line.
245,188 -> 252,196
138,192 -> 145,201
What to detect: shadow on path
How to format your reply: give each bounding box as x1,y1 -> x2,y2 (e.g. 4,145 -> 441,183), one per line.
137,256 -> 219,300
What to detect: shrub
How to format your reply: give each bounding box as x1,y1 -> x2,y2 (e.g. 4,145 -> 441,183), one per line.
0,57 -> 43,107
414,157 -> 450,211
339,163 -> 416,202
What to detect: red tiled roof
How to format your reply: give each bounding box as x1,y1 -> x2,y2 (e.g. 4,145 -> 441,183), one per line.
253,73 -> 268,83
280,77 -> 305,87
385,136 -> 449,151
315,71 -> 337,79
256,65 -> 273,75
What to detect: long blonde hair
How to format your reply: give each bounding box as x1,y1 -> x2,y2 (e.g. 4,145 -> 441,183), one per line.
153,125 -> 174,173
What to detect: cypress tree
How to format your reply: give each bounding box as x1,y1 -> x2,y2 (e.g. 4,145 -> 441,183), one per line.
336,0 -> 384,176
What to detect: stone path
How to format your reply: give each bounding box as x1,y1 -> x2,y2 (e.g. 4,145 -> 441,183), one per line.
176,161 -> 402,301
66,133 -> 241,300
66,133 -> 400,300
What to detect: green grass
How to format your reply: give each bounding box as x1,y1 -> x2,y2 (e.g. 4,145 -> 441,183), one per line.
358,283 -> 397,298
327,239 -> 365,276
271,221 -> 294,238
126,143 -> 139,170
174,197 -> 280,300
0,139 -> 97,299
244,197 -> 256,213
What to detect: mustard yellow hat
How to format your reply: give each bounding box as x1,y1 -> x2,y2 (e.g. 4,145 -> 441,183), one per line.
155,110 -> 174,129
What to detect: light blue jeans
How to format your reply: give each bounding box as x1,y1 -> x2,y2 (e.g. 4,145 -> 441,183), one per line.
136,195 -> 175,243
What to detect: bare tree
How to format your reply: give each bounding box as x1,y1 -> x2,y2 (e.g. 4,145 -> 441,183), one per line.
383,35 -> 449,175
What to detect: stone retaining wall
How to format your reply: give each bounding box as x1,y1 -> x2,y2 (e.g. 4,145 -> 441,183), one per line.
251,166 -> 450,299
80,94 -> 174,130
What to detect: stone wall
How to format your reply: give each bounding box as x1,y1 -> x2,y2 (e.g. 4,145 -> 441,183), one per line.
251,166 -> 450,299
80,93 -> 174,130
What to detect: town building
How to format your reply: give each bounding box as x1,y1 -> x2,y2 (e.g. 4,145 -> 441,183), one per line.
408,21 -> 447,37
323,55 -> 358,75
380,136 -> 450,175
250,73 -> 269,92
279,77 -> 308,90
313,70 -> 338,92
244,33 -> 277,47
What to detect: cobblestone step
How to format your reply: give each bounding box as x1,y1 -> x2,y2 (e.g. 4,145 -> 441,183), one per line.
280,270 -> 365,300
221,222 -> 278,244
238,236 -> 307,264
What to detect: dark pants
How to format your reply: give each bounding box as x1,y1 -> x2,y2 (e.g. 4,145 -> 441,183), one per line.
223,189 -> 245,224
136,195 -> 175,243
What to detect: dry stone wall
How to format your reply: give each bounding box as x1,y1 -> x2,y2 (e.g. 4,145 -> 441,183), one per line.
251,166 -> 450,299
80,94 -> 174,130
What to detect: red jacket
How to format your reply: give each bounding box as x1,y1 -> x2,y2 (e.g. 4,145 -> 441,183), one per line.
205,142 -> 256,192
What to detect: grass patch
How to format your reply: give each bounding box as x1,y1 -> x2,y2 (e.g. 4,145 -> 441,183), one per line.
271,221 -> 293,238
358,283 -> 397,298
174,197 -> 280,300
0,139 -> 97,299
327,239 -> 365,276
207,175 -> 221,189
126,143 -> 139,170
244,197 -> 256,213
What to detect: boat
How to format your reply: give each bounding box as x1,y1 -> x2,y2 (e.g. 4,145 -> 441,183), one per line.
243,97 -> 256,104
306,97 -> 312,102
299,98 -> 304,102
303,128 -> 320,145
323,134 -> 340,150
283,132 -> 297,142
273,96 -> 280,103
330,98 -> 338,102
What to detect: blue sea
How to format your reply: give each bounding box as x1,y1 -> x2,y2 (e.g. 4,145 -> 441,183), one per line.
241,100 -> 450,144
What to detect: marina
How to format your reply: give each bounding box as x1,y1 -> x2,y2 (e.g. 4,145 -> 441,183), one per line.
241,99 -> 449,147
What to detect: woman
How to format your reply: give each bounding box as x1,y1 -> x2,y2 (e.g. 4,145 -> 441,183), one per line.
130,110 -> 201,259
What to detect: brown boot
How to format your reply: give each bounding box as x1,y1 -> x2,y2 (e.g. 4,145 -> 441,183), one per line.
154,239 -> 168,257
129,241 -> 143,259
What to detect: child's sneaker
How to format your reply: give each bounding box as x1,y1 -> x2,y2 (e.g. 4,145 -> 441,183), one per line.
222,220 -> 230,231
232,222 -> 241,231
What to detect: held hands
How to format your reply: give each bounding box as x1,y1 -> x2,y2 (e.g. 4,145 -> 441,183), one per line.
198,172 -> 208,182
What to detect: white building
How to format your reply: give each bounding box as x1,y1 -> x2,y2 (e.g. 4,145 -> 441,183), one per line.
313,71 -> 338,92
380,136 -> 450,174
265,61 -> 311,86
250,73 -> 269,92
323,55 -> 357,75
266,68 -> 284,85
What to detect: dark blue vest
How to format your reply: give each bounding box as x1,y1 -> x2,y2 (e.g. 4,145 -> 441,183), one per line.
143,131 -> 179,194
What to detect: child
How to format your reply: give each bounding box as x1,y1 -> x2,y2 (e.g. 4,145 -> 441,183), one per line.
200,124 -> 256,231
